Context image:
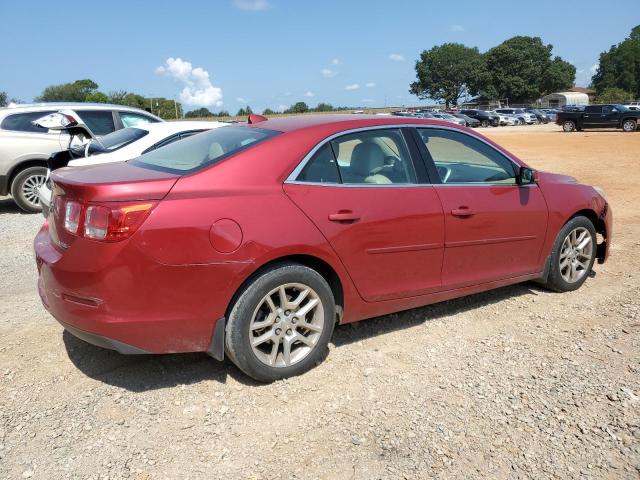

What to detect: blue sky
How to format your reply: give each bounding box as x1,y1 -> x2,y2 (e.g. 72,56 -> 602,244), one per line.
0,0 -> 637,113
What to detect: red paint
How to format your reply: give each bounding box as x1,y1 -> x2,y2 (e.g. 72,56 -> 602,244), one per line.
34,115 -> 612,354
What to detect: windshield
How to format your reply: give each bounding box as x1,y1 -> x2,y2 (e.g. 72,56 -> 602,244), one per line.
88,127 -> 148,155
131,126 -> 279,174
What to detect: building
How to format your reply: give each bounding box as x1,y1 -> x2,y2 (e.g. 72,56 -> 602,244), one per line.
540,91 -> 590,108
568,86 -> 597,103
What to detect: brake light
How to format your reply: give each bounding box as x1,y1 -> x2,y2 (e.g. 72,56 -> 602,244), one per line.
84,202 -> 157,242
63,201 -> 81,234
58,198 -> 156,242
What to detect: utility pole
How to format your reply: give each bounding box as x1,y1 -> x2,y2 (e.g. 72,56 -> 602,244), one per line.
174,99 -> 179,119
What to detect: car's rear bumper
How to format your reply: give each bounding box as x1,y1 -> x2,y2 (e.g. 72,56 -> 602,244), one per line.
34,223 -> 226,354
38,183 -> 52,217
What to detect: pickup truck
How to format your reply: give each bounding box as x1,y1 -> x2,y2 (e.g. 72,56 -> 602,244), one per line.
556,104 -> 639,132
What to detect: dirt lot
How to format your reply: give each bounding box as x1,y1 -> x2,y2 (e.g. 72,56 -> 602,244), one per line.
1,124 -> 639,479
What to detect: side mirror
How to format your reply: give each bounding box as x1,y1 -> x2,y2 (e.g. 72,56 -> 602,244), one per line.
518,167 -> 536,185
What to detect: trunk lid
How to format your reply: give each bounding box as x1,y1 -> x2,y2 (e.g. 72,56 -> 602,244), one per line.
50,162 -> 179,203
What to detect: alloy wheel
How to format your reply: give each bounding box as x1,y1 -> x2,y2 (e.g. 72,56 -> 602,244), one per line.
563,121 -> 576,132
21,173 -> 46,207
249,283 -> 325,368
559,227 -> 593,283
622,120 -> 636,132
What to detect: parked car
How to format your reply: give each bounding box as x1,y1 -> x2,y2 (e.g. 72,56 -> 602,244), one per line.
489,111 -> 519,126
495,108 -> 537,125
459,109 -> 500,127
431,113 -> 466,126
0,103 -> 162,212
556,104 -> 640,132
34,116 -> 227,216
35,114 -> 612,382
524,108 -> 550,124
541,109 -> 559,122
449,113 -> 481,127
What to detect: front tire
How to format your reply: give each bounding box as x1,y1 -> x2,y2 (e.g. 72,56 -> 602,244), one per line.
10,166 -> 47,213
225,263 -> 335,382
562,120 -> 577,132
481,119 -> 489,128
542,216 -> 597,292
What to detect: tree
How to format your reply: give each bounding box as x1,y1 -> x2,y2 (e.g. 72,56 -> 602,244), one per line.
217,110 -> 230,117
262,108 -> 275,115
35,79 -> 100,102
410,43 -> 486,108
236,106 -> 253,116
85,91 -> 109,103
483,36 -> 575,102
0,91 -> 7,107
286,102 -> 309,114
596,87 -> 633,103
314,102 -> 334,112
592,25 -> 640,99
185,107 -> 214,118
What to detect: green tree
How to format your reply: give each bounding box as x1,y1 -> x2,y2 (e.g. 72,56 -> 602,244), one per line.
262,108 -> 275,115
287,102 -> 309,114
217,110 -> 230,117
596,87 -> 633,103
592,25 -> 640,99
35,79 -> 100,102
483,36 -> 575,102
185,107 -> 214,118
314,102 -> 334,112
410,43 -> 485,108
236,106 -> 253,116
85,91 -> 109,103
0,91 -> 7,107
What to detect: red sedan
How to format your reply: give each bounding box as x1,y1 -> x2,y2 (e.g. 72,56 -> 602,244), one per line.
34,115 -> 612,381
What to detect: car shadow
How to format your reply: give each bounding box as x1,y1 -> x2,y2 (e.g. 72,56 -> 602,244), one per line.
63,282 -> 543,391
0,197 -> 23,215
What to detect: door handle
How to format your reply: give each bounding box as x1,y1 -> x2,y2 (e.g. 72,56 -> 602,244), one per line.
329,211 -> 360,222
451,207 -> 475,217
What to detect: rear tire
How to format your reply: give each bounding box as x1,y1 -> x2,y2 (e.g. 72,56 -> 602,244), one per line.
481,120 -> 489,128
622,119 -> 637,132
542,216 -> 597,293
225,262 -> 335,382
562,120 -> 577,132
10,166 -> 47,213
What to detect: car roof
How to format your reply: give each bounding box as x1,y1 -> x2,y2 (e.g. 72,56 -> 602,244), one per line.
0,102 -> 162,120
244,114 -> 457,134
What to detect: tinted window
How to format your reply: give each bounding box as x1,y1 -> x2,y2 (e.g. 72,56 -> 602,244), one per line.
585,106 -> 602,114
1,111 -> 55,133
297,143 -> 340,183
132,126 -> 278,174
87,127 -> 149,155
417,129 -> 516,184
329,129 -> 416,184
119,112 -> 159,128
77,110 -> 116,136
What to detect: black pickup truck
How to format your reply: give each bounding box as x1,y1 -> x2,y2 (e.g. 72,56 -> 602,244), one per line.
556,104 -> 640,132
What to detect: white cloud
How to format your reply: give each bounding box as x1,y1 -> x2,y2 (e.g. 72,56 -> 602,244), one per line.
277,104 -> 288,112
236,97 -> 246,103
304,91 -> 315,97
321,68 -> 338,78
450,24 -> 464,32
331,58 -> 341,65
345,84 -> 360,90
232,0 -> 269,11
156,57 -> 223,107
365,82 -> 376,88
389,53 -> 405,62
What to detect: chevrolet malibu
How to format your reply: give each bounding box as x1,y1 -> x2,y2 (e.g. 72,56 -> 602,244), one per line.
34,114 -> 612,382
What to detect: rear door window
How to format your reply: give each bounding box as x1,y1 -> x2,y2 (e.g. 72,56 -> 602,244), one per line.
76,110 -> 116,136
0,111 -> 55,133
119,112 -> 159,128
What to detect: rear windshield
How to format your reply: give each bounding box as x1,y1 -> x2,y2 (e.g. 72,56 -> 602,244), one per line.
131,126 -> 279,174
88,127 -> 148,155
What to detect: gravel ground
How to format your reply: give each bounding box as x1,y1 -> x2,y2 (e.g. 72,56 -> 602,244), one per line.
0,124 -> 639,479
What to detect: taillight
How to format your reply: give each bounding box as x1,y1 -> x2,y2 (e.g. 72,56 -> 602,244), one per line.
59,198 -> 156,242
84,202 -> 156,242
64,201 -> 81,234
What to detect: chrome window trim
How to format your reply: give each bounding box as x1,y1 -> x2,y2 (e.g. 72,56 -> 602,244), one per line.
284,123 -> 525,187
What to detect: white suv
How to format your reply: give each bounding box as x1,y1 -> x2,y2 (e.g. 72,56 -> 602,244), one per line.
0,103 -> 162,212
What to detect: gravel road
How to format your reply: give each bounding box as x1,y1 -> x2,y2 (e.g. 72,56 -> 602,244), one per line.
1,124 -> 638,479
